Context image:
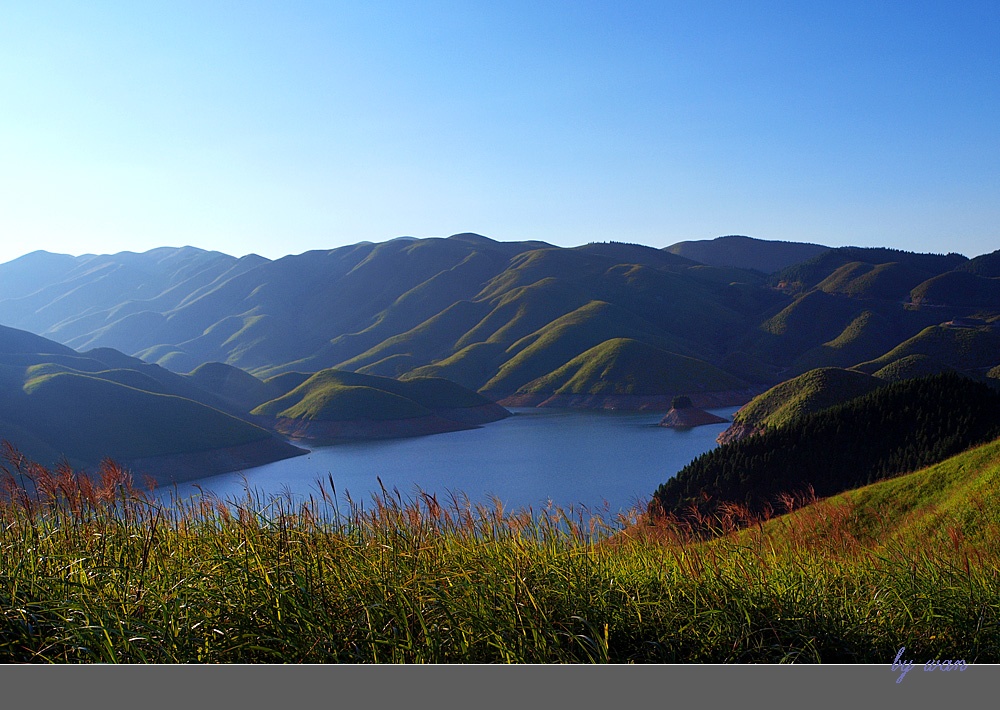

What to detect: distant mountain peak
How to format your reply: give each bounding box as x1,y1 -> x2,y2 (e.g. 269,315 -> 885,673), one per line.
447,232 -> 496,244
665,235 -> 831,273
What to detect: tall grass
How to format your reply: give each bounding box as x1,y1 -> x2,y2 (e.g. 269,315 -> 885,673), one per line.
1,444 -> 998,663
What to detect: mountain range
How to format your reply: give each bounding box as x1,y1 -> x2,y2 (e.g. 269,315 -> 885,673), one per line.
2,232 -> 998,483
1,234 -> 996,401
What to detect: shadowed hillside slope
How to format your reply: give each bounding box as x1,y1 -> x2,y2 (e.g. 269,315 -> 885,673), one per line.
0,325 -> 304,479
251,368 -> 509,441
2,236 -> 997,412
718,367 -> 882,443
664,235 -> 830,274
653,373 -> 1000,519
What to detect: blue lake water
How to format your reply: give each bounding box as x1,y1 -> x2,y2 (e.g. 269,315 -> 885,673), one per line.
164,407 -> 739,515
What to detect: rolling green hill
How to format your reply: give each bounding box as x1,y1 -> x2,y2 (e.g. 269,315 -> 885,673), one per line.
480,300 -> 703,396
0,325 -> 303,476
851,324 -> 1000,376
403,342 -> 509,391
815,261 -> 931,301
957,248 -> 1000,278
723,367 -> 881,437
16,371 -> 273,463
186,361 -> 286,412
664,235 -> 830,274
652,373 -> 1000,519
757,434 -> 1000,551
787,309 -> 920,374
252,369 -> 497,421
910,270 -> 1000,308
250,368 -> 509,441
741,290 -> 864,366
0,235 -> 770,403
771,246 -> 966,293
870,353 -> 955,382
517,338 -> 745,396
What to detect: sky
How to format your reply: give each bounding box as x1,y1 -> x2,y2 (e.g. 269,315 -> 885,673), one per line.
0,1 -> 998,265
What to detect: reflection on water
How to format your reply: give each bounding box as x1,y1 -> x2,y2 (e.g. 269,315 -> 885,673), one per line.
162,407 -> 739,515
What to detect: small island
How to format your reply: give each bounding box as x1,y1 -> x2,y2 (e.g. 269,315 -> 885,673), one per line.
658,395 -> 729,429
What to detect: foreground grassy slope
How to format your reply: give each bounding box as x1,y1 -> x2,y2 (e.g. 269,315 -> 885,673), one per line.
2,439 -> 999,662
758,435 -> 1000,550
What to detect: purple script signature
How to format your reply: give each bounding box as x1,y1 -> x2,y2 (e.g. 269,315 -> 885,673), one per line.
892,646 -> 968,683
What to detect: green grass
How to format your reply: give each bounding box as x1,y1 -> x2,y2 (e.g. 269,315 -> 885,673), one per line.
870,354 -> 954,382
743,290 -> 864,366
730,367 -> 880,433
789,309 -> 913,374
252,369 -> 492,421
481,300 -> 697,395
853,324 -> 1000,375
20,373 -> 270,460
518,337 -> 744,396
405,342 -> 508,391
333,300 -> 490,373
910,270 -> 1000,308
2,438 -> 1000,663
816,261 -> 930,301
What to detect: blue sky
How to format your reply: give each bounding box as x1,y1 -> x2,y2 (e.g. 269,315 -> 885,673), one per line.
0,1 -> 997,265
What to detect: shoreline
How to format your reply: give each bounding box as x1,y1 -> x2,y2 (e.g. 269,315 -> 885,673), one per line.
495,387 -> 765,411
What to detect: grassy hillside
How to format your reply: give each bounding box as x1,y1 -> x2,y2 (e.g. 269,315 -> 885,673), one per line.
11,372 -> 272,465
252,369 -> 493,421
787,308 -> 931,374
910,270 -> 1000,308
186,361 -> 284,412
3,437 -> 999,662
0,325 -> 299,471
4,237 -> 997,410
653,373 -> 1000,519
760,435 -> 1000,550
574,241 -> 697,270
334,300 -> 492,374
770,246 -> 966,293
957,248 -> 1000,277
480,300 -> 700,395
742,290 -> 864,366
404,342 -> 509,391
517,338 -> 744,396
852,324 -> 1000,375
727,367 -> 881,433
815,261 -> 931,301
870,354 -> 955,382
1,237 -> 773,401
664,235 -> 830,273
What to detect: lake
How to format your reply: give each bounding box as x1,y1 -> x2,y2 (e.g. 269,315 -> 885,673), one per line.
164,407 -> 739,516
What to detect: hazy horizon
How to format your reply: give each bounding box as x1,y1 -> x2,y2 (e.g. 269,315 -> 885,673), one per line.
0,230 -> 991,268
2,2 -> 997,265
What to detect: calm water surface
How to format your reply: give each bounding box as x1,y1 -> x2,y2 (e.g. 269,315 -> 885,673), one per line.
167,407 -> 739,515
